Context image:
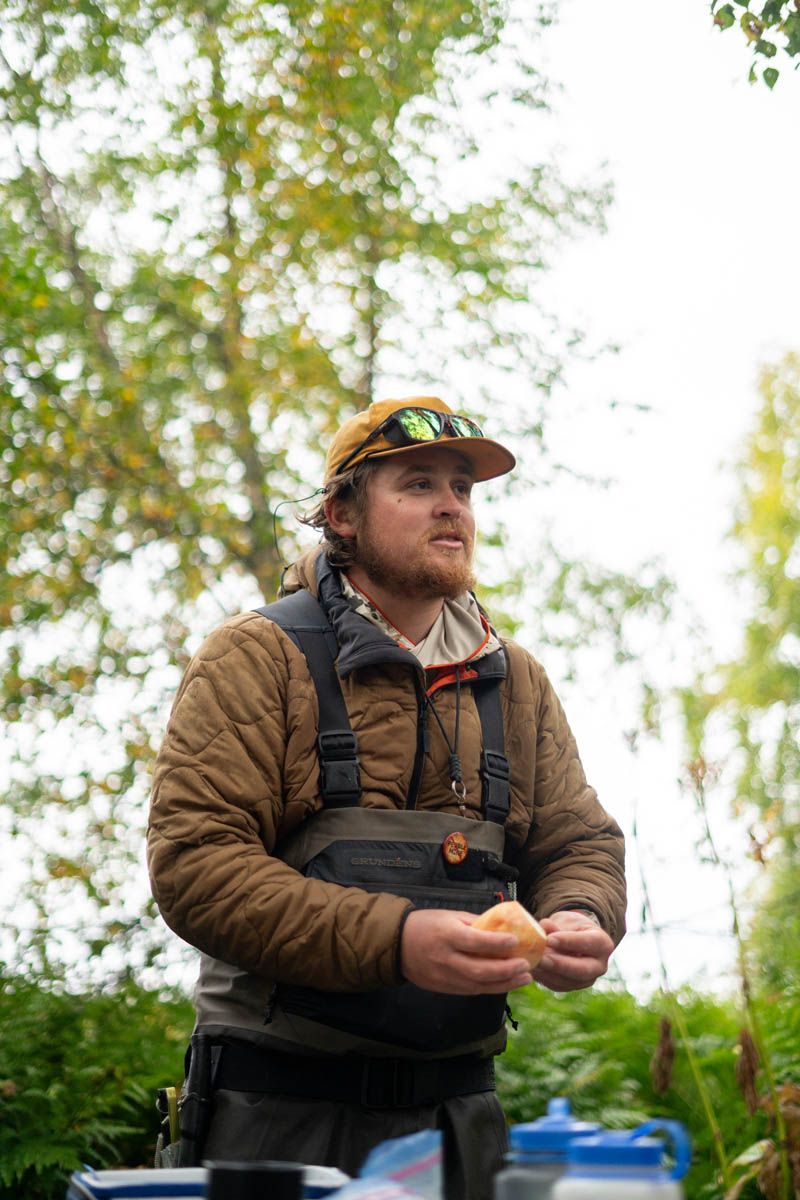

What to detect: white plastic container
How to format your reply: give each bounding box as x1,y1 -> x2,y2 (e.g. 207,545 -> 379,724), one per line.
494,1097 -> 600,1200
552,1121 -> 691,1200
66,1164 -> 349,1199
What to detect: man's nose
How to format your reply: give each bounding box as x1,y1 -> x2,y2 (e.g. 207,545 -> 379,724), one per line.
433,488 -> 466,516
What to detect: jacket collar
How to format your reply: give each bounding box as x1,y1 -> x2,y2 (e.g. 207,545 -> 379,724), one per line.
313,553 -> 507,683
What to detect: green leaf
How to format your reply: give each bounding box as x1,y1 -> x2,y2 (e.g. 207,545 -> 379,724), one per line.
730,1139 -> 774,1168
755,38 -> 778,56
763,64 -> 780,85
714,4 -> 737,29
760,0 -> 785,25
782,13 -> 800,55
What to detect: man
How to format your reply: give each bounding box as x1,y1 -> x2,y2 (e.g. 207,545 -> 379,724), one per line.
147,395 -> 625,1200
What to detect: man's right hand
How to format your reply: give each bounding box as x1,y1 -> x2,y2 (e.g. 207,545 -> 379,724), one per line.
399,908 -> 533,994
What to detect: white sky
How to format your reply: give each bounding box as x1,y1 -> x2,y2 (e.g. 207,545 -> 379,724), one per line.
503,0 -> 800,995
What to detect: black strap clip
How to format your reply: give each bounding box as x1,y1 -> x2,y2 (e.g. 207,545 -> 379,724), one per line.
318,730 -> 361,806
360,1058 -> 434,1109
480,749 -> 510,824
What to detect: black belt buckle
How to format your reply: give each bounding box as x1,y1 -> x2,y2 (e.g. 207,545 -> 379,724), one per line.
360,1058 -> 420,1109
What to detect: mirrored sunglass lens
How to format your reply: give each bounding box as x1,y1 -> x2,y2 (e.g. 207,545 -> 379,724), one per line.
397,409 -> 442,441
450,415 -> 483,437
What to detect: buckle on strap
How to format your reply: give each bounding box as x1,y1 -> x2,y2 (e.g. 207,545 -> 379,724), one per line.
360,1058 -> 431,1108
358,1057 -> 495,1109
480,749 -> 510,823
318,730 -> 360,806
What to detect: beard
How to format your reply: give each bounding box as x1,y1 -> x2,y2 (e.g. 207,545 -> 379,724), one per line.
355,520 -> 476,600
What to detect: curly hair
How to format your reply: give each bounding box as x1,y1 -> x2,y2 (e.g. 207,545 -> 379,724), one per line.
299,460 -> 376,569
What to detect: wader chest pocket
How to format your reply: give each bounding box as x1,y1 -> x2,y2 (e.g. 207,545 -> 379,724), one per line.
275,836 -> 513,1052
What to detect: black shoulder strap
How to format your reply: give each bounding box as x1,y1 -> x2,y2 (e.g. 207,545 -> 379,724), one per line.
473,657 -> 511,825
256,593 -> 510,824
255,591 -> 361,808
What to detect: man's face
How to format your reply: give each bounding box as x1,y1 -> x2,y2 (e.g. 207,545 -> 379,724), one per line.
352,447 -> 477,600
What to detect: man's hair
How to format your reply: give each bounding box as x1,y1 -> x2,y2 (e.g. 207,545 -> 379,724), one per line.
300,460 -> 376,568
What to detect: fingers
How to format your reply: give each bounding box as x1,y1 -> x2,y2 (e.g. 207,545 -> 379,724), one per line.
453,915 -> 522,959
539,911 -> 603,936
400,907 -> 615,996
446,951 -> 533,994
547,927 -> 613,959
400,909 -> 533,995
401,908 -> 616,996
533,927 -> 613,993
533,955 -> 606,992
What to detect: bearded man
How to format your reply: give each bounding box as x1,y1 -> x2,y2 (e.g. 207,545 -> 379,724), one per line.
147,396 -> 626,1200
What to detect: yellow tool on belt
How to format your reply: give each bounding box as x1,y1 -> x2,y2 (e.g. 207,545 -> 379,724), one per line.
154,1085 -> 180,1166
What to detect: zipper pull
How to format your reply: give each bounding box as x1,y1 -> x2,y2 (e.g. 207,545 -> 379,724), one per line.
263,985 -> 277,1025
505,1002 -> 519,1032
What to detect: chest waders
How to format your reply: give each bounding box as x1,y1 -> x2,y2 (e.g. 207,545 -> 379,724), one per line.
256,588 -> 517,1055
167,587 -> 518,1165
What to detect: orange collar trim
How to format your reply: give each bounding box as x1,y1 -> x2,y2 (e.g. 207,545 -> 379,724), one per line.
421,614 -> 491,673
426,664 -> 479,698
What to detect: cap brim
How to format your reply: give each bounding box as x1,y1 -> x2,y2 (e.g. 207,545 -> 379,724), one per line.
362,435 -> 516,483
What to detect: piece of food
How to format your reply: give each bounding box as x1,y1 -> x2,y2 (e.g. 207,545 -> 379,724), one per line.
473,900 -> 548,968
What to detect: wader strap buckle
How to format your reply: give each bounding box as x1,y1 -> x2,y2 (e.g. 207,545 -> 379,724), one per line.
256,590 -> 363,809
318,730 -> 361,807
480,749 -> 510,824
360,1057 -> 421,1108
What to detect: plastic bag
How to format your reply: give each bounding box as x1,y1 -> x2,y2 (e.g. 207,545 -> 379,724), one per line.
323,1185 -> 421,1200
358,1130 -> 442,1200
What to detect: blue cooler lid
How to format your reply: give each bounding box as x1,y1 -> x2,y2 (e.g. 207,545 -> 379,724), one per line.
566,1121 -> 691,1180
510,1098 -> 601,1155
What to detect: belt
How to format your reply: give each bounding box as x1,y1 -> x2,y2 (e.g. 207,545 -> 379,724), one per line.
214,1040 -> 495,1109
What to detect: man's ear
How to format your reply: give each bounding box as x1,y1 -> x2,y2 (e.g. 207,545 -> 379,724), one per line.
325,494 -> 358,539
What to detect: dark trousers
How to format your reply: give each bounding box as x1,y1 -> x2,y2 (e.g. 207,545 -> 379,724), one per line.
203,1087 -> 508,1200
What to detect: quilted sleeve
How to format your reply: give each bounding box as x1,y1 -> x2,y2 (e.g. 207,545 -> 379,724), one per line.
147,612 -> 412,991
513,659 -> 627,944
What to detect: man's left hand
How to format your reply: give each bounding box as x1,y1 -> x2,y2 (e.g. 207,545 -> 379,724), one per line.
532,910 -> 614,992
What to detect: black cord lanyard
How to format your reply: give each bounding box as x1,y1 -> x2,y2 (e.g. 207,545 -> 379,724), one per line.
425,669 -> 467,816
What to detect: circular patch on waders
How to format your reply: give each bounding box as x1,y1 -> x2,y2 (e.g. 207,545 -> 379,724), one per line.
442,831 -> 469,865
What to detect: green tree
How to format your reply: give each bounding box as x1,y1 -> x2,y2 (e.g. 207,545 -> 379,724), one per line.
682,354 -> 800,986
712,1 -> 800,87
498,984 -> 772,1200
0,966 -> 193,1199
1,0 -> 622,974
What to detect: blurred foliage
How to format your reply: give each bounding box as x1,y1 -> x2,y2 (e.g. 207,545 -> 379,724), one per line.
499,983 -> 800,1200
680,354 -> 800,989
477,526 -> 674,682
711,1 -> 800,88
748,855 -> 800,992
3,969 -> 799,1200
0,0 -> 636,973
0,966 -> 193,1199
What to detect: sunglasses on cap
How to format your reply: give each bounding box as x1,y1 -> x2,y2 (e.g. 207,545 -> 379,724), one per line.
335,406 -> 484,476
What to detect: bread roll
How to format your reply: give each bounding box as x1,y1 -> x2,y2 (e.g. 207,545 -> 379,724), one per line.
473,900 -> 548,968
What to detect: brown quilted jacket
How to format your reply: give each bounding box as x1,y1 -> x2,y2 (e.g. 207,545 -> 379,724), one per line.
147,550 -> 625,994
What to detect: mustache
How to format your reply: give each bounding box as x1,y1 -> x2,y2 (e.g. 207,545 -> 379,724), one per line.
427,522 -> 471,543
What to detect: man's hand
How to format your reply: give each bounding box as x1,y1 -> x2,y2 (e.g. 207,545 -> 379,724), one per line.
400,908 -> 533,994
533,910 -> 614,992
